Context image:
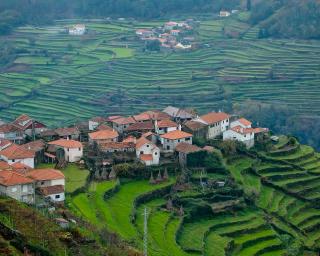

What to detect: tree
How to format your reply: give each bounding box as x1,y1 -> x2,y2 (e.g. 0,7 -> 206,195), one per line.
246,0 -> 251,11
145,40 -> 160,52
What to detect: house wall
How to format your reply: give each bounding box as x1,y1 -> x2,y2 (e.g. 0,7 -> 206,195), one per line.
0,184 -> 34,204
64,147 -> 83,162
136,144 -> 160,165
46,192 -> 65,202
162,137 -> 192,152
156,126 -> 177,135
0,132 -> 24,142
230,121 -> 251,129
35,178 -> 65,188
112,123 -> 130,134
207,119 -> 229,139
1,157 -> 35,169
89,137 -> 118,145
89,121 -> 99,131
223,130 -> 255,148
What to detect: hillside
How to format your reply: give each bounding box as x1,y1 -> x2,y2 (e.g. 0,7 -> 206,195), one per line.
250,0 -> 320,39
65,136 -> 320,255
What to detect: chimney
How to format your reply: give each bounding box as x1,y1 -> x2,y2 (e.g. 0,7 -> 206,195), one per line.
178,124 -> 182,131
28,146 -> 31,150
154,120 -> 158,130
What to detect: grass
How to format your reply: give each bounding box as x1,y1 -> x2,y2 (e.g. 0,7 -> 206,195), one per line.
37,163 -> 89,193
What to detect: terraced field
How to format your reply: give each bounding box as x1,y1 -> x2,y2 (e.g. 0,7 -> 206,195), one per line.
1,14 -> 320,126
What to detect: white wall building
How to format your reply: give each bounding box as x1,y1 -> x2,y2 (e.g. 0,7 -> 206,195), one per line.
199,112 -> 230,139
155,119 -> 179,135
160,130 -> 193,152
0,144 -> 35,168
69,24 -> 86,35
230,118 -> 252,129
223,126 -> 255,148
136,137 -> 160,166
48,139 -> 83,163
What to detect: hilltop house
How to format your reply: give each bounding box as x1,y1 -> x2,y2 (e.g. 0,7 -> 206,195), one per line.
20,140 -> 46,166
27,169 -> 65,202
0,144 -> 35,168
89,117 -> 108,131
69,24 -> 86,35
163,106 -> 195,122
136,137 -> 160,166
223,126 -> 255,148
220,11 -> 231,17
48,139 -> 83,163
136,29 -> 154,38
111,116 -> 136,134
183,120 -> 207,139
126,121 -> 155,134
12,114 -> 47,137
199,112 -> 230,139
160,130 -> 193,152
0,170 -> 34,204
230,118 -> 252,129
55,127 -> 80,140
155,119 -> 179,135
0,124 -> 24,143
175,142 -> 202,167
99,142 -> 135,153
89,129 -> 119,145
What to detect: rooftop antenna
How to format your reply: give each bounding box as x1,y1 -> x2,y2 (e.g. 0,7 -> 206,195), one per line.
142,207 -> 148,256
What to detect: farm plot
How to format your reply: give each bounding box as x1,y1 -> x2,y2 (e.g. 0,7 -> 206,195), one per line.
1,17 -> 320,125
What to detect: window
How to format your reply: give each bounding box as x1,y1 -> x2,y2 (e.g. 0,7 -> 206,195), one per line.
41,181 -> 45,185
185,138 -> 190,141
79,148 -> 81,151
55,195 -> 60,199
22,185 -> 28,192
177,139 -> 180,142
155,152 -> 158,155
12,159 -> 15,163
167,146 -> 170,150
67,148 -> 70,152
147,145 -> 149,148
140,151 -> 144,154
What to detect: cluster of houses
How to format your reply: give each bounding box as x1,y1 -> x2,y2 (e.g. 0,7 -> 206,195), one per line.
136,20 -> 195,51
68,24 -> 86,36
0,107 -> 268,205
219,10 -> 239,17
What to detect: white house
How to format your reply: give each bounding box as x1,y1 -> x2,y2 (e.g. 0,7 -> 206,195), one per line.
89,117 -> 108,131
0,144 -> 35,168
160,130 -> 193,152
88,129 -> 119,145
48,139 -> 83,163
220,11 -> 231,17
230,118 -> 252,129
69,24 -> 86,35
136,137 -> 160,166
0,124 -> 24,143
12,114 -> 47,137
0,170 -> 35,204
155,119 -> 179,135
28,169 -> 65,202
165,21 -> 178,30
199,112 -> 230,139
223,126 -> 255,148
111,116 -> 136,134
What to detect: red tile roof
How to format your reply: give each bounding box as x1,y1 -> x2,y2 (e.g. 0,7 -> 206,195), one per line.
231,126 -> 255,135
133,113 -> 152,122
184,120 -> 207,131
90,116 -> 108,123
200,112 -> 230,125
140,154 -> 153,161
0,161 -> 11,170
237,118 -> 252,127
0,170 -> 34,186
0,144 -> 35,160
136,137 -> 154,149
28,169 -> 64,181
89,130 -> 118,140
55,127 -> 79,137
12,114 -> 32,129
141,110 -> 171,121
48,139 -> 82,149
0,124 -> 21,133
157,119 -> 178,128
20,140 -> 45,153
175,143 -> 201,154
126,121 -> 154,132
0,139 -> 12,148
160,130 -> 192,140
99,142 -> 135,150
39,185 -> 64,196
112,116 -> 136,125
123,136 -> 137,144
97,124 -> 113,131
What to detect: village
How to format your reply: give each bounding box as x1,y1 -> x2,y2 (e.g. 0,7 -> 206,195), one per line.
0,106 -> 268,208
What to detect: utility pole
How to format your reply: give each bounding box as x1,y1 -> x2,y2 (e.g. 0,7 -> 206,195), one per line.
142,207 -> 148,256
